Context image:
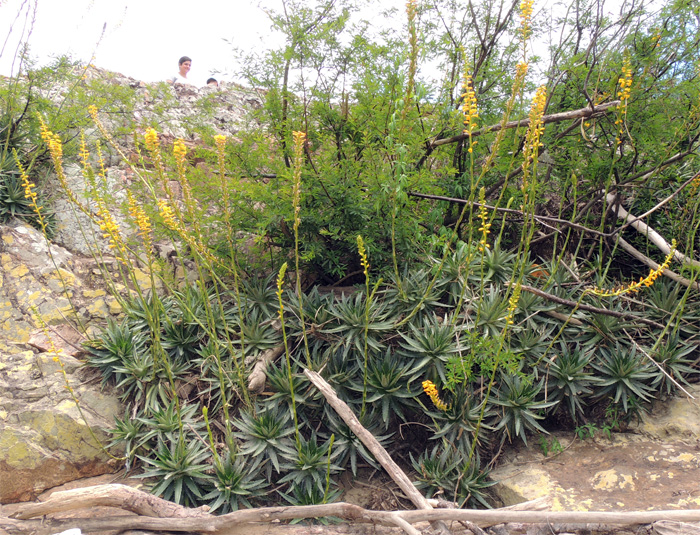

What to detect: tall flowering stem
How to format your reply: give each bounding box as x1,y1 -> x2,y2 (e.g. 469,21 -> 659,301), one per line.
276,263 -> 301,451
615,55 -> 633,146
519,0 -> 534,44
504,283 -> 521,326
291,131 -> 311,367
14,152 -> 49,234
477,187 -> 491,253
144,127 -> 167,183
172,139 -> 197,223
38,117 -> 89,215
127,191 -> 154,264
405,0 -> 418,109
357,235 -> 371,417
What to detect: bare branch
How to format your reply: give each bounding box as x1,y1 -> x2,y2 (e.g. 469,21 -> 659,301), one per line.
518,284 -> 666,330
430,101 -> 620,149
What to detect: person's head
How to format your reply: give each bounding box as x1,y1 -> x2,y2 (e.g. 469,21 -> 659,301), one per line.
206,78 -> 218,87
178,56 -> 192,77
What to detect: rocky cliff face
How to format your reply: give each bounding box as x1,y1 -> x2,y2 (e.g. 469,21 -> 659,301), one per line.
0,69 -> 261,502
0,222 -> 125,502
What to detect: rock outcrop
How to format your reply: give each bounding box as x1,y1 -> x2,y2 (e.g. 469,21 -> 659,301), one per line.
0,221 -> 129,502
490,385 -> 700,512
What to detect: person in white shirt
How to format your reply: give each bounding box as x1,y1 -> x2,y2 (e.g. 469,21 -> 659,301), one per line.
170,56 -> 193,85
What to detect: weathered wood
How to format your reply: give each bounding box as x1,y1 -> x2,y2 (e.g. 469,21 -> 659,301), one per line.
430,101 -> 620,148
11,484 -> 209,520
606,191 -> 700,270
7,484 -> 700,535
8,505 -> 700,535
652,520 -> 700,535
248,344 -> 285,392
303,369 -> 450,535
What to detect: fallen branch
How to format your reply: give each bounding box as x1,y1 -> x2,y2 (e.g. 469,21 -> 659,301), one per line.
616,237 -> 700,290
518,284 -> 666,329
430,101 -> 620,149
606,192 -> 700,270
247,344 -> 285,392
7,497 -> 700,535
303,369 -> 450,535
7,483 -> 700,535
11,484 -> 208,520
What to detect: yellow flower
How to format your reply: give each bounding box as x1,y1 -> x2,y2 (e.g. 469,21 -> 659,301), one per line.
477,187 -> 491,252
422,380 -> 449,411
157,199 -> 178,231
505,284 -> 521,325
357,235 -> 370,277
519,0 -> 534,40
144,128 -> 159,152
614,55 -> 633,144
522,85 -> 547,194
128,191 -> 153,255
589,241 -> 676,297
173,139 -> 187,164
461,73 -> 479,135
214,134 -> 227,150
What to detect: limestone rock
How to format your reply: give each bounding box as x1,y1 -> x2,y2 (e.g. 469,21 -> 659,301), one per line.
637,384 -> 700,439
490,426 -> 700,512
0,350 -> 123,502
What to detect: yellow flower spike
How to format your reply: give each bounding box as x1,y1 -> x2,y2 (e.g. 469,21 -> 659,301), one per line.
461,73 -> 479,134
173,139 -> 187,165
357,235 -> 370,277
79,132 -> 91,168
505,284 -> 521,326
522,85 -> 547,196
173,139 -> 189,189
143,127 -> 167,180
588,241 -> 676,297
614,55 -> 633,145
214,134 -> 228,178
519,0 -> 534,41
214,134 -> 227,149
157,199 -> 178,231
276,262 -> 288,314
127,191 -> 154,257
37,116 -> 92,217
144,128 -> 159,152
14,151 -> 44,224
477,187 -> 491,252
422,380 -> 449,411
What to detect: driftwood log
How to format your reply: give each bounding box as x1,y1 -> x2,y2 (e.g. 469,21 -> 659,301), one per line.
304,369 -> 450,535
5,484 -> 700,535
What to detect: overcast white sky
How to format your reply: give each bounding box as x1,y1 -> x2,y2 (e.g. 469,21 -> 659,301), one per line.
0,0 -> 405,86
